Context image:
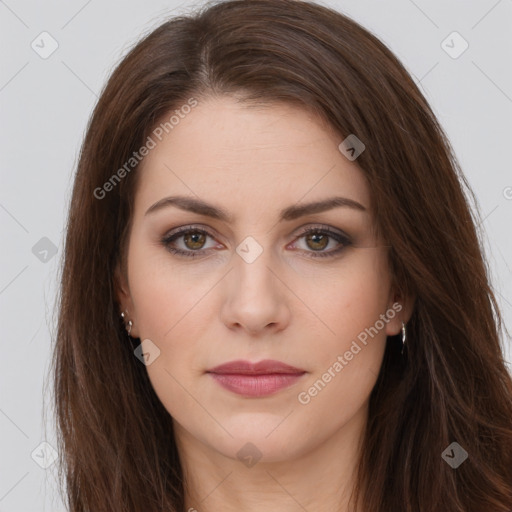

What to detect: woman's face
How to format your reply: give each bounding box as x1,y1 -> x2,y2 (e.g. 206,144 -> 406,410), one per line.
116,96 -> 404,463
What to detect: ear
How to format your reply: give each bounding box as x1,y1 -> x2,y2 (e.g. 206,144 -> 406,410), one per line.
384,287 -> 415,337
114,263 -> 139,338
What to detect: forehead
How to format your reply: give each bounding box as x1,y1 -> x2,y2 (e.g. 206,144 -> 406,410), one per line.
133,96 -> 371,222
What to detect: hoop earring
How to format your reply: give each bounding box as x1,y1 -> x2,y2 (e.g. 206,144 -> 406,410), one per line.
401,321 -> 407,355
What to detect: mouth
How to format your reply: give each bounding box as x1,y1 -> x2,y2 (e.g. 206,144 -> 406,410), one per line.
206,359 -> 307,397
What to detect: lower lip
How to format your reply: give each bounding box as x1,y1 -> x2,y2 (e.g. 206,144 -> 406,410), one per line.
208,373 -> 305,397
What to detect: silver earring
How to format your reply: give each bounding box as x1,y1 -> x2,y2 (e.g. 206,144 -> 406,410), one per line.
401,321 -> 407,354
120,310 -> 133,336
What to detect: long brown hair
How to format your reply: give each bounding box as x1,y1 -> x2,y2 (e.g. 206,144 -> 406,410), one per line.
50,1 -> 512,510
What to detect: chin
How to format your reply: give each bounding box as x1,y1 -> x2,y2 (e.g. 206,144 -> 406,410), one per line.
208,418 -> 309,463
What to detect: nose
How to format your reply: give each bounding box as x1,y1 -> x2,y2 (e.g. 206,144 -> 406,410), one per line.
220,245 -> 291,336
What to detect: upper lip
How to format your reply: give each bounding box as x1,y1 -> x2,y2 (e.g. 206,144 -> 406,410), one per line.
207,359 -> 306,375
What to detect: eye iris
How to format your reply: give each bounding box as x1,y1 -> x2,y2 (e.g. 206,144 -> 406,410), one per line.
184,232 -> 206,250
306,233 -> 328,251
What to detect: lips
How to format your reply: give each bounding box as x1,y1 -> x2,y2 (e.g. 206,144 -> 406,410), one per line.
206,359 -> 306,397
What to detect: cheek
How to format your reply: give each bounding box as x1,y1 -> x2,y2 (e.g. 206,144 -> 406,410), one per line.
296,338 -> 385,438
293,250 -> 390,415
128,261 -> 211,423
126,238 -> 221,359
127,239 -> 207,338
130,272 -> 209,371
297,248 -> 391,348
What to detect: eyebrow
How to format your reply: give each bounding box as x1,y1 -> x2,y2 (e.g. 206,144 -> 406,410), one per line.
144,194 -> 367,222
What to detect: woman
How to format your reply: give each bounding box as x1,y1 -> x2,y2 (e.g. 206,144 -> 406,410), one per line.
51,0 -> 512,510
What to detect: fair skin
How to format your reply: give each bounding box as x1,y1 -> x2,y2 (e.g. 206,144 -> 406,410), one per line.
116,95 -> 412,512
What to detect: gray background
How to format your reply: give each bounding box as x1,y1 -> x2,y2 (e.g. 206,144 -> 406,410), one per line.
1,0 -> 511,510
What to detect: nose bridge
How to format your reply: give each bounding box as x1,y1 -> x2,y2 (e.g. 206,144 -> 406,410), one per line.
232,234 -> 278,295
219,232 -> 290,331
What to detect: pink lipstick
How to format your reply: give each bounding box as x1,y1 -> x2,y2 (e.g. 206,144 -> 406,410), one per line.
206,359 -> 306,397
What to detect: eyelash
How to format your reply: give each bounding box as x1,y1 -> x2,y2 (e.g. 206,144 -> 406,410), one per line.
160,224 -> 352,259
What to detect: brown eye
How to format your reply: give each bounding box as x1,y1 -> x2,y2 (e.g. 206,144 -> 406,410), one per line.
305,232 -> 329,251
291,226 -> 352,259
183,231 -> 207,250
161,226 -> 219,259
